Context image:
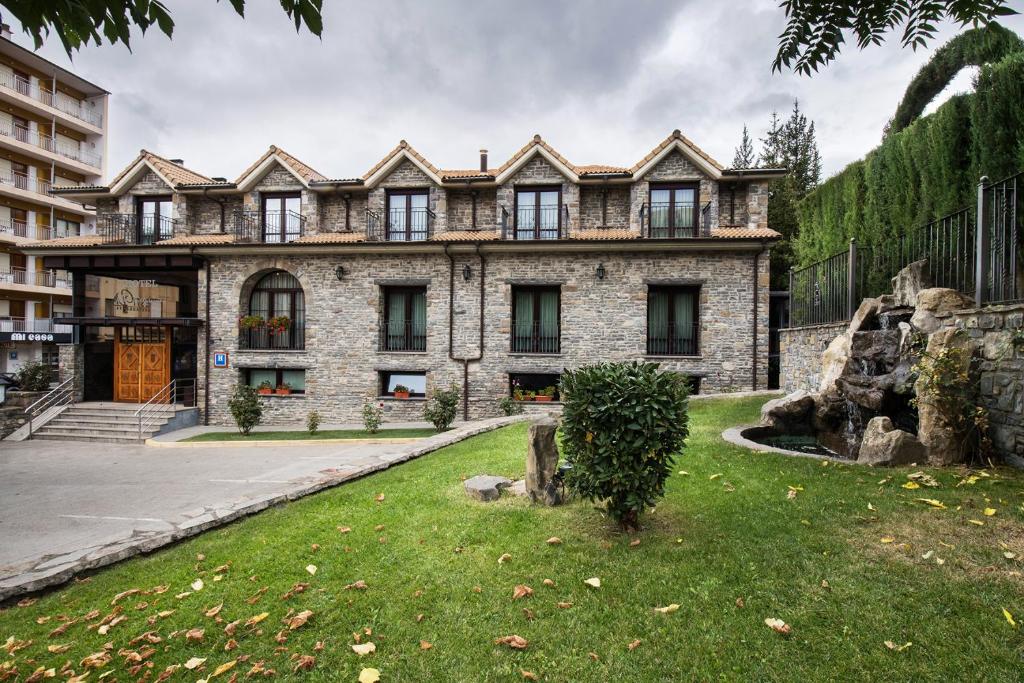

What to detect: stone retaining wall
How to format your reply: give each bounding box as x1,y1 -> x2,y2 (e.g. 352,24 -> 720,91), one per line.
778,322 -> 848,393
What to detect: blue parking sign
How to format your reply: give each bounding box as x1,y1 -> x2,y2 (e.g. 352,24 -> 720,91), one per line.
214,352 -> 228,368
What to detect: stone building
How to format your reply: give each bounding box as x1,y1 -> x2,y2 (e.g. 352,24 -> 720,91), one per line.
28,131 -> 783,424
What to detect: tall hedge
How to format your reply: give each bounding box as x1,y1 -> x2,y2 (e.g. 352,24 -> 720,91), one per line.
796,53 -> 1024,266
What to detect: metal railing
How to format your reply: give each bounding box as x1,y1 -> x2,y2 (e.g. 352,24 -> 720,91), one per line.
135,378 -> 197,442
511,321 -> 560,353
239,323 -> 306,350
506,205 -> 566,240
646,322 -> 700,356
0,170 -> 53,197
366,207 -> 436,241
0,70 -> 104,127
0,117 -> 102,167
0,219 -> 79,241
233,210 -> 305,243
379,320 -> 427,351
0,267 -> 69,288
97,213 -> 178,244
0,318 -> 74,333
640,201 -> 713,238
24,377 -> 74,438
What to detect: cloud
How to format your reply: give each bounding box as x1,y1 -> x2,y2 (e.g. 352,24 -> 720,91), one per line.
14,0 -> 1024,180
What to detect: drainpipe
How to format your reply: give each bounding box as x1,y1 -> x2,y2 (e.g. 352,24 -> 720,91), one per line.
751,242 -> 767,390
202,187 -> 227,232
204,255 -> 211,425
444,243 -> 486,420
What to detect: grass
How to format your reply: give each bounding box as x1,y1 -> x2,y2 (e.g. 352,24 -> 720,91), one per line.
182,428 -> 438,442
2,396 -> 1023,681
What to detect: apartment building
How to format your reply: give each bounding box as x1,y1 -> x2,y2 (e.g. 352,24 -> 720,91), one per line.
0,25 -> 108,374
29,131 -> 782,423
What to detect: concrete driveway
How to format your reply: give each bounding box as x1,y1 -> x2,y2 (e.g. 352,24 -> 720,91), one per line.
0,416 -> 521,599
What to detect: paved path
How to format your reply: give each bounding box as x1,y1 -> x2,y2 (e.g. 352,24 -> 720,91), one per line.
0,416 -> 523,600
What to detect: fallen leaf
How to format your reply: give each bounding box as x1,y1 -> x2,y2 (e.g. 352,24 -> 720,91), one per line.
292,655 -> 315,672
735,597 -> 745,608
557,602 -> 572,609
1004,552 -> 1017,560
338,526 -> 352,534
764,618 -> 791,635
305,564 -> 317,576
584,577 -> 601,589
627,639 -> 641,651
709,473 -> 722,480
374,524 -> 385,531
546,537 -> 562,545
185,628 -> 204,642
345,580 -> 368,591
512,585 -> 533,600
111,589 -> 140,605
902,482 -> 920,490
968,520 -> 985,526
495,635 -> 528,650
884,641 -> 912,652
498,553 -> 512,564
787,489 -> 798,500
211,659 -> 237,677
654,604 -> 680,614
922,550 -> 934,560
205,603 -> 223,618
287,610 -> 313,630
916,498 -> 946,509
542,579 -> 555,587
184,657 -> 207,670
310,543 -> 320,552
984,507 -> 996,516
191,579 -> 204,592
881,537 -> 896,544
80,651 -> 111,669
629,539 -> 641,547
47,643 -> 74,654
244,612 -> 269,627
907,472 -> 939,487
419,640 -> 432,650
224,639 -> 237,651
351,642 -> 376,656
522,607 -> 535,620
375,493 -> 385,502
1004,608 -> 1017,628
867,503 -> 876,511
588,652 -> 600,661
358,668 -> 381,683
521,670 -> 539,680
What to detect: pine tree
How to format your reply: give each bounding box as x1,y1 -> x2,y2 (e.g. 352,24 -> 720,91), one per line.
732,125 -> 757,168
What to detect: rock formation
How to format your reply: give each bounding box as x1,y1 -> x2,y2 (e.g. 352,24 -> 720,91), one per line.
525,417 -> 562,506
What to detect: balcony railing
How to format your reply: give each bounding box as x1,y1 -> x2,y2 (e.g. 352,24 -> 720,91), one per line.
366,207 -> 436,241
640,201 -> 712,238
0,117 -> 102,168
0,170 -> 54,198
97,213 -> 178,245
379,320 -> 427,352
0,317 -> 74,333
502,205 -> 569,240
0,70 -> 104,128
238,323 -> 305,350
0,267 -> 70,288
510,321 -> 560,354
0,219 -> 82,241
233,210 -> 305,243
646,322 -> 699,356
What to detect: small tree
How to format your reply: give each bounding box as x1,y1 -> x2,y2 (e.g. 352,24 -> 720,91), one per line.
561,362 -> 690,530
498,396 -> 524,416
306,410 -> 322,435
228,384 -> 263,436
15,361 -> 53,392
424,384 -> 460,431
362,400 -> 383,434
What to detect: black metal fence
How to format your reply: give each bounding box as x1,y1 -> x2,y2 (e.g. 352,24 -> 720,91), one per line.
366,207 -> 435,241
789,172 -> 1022,327
97,213 -> 177,245
233,210 -> 305,243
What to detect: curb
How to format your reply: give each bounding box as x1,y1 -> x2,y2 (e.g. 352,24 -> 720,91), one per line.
721,424 -> 846,462
146,436 -> 426,448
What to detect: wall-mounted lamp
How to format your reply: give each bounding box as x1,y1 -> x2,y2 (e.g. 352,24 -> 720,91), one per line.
335,265 -> 345,281
595,263 -> 606,280
462,264 -> 472,281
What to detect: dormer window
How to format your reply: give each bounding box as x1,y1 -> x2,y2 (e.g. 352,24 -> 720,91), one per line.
262,193 -> 302,243
648,184 -> 698,238
514,187 -> 561,240
136,196 -> 174,244
386,189 -> 430,241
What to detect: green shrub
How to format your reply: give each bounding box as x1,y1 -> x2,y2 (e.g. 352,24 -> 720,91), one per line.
424,384 -> 460,431
15,361 -> 53,392
228,384 -> 263,436
306,410 -> 322,435
561,362 -> 690,530
362,400 -> 383,434
498,396 -> 524,416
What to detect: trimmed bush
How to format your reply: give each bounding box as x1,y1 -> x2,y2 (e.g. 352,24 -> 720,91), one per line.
561,361 -> 690,530
424,384 -> 460,431
15,361 -> 53,392
306,410 -> 322,435
498,396 -> 524,416
228,384 -> 263,436
362,400 -> 383,434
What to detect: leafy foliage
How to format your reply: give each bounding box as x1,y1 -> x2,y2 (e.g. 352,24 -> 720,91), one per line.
423,384 -> 460,431
497,396 -> 524,416
362,400 -> 383,434
773,0 -> 1018,75
561,362 -> 690,529
5,0 -> 324,56
306,410 -> 322,435
14,361 -> 52,391
228,384 -> 262,436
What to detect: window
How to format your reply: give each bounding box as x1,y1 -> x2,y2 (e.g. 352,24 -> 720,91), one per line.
649,184 -> 698,238
243,270 -> 305,350
380,370 -> 426,397
11,161 -> 28,190
136,196 -> 173,244
511,286 -> 560,353
509,372 -> 561,401
514,187 -> 561,240
386,189 -> 430,241
246,368 -> 306,394
262,193 -> 302,243
647,285 -> 699,355
381,286 -> 426,351
55,218 -> 81,238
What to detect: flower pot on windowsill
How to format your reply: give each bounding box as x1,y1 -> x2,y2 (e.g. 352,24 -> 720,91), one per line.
394,391 -> 410,400
258,388 -> 273,396
534,395 -> 553,402
275,387 -> 291,396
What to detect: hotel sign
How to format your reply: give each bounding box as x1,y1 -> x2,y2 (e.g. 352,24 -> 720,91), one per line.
0,331 -> 73,344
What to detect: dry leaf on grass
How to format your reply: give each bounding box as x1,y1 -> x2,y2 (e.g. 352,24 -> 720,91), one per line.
359,668 -> 381,683
185,628 -> 204,642
211,659 -> 237,677
884,641 -> 912,652
205,603 -> 223,618
352,642 -> 376,656
512,585 -> 533,600
244,612 -> 269,627
542,579 -> 555,587
629,539 -> 641,547
546,537 -> 562,545
654,604 -> 680,614
191,579 -> 204,591
345,580 -> 368,590
305,564 -> 317,576
292,655 -> 315,672
495,635 -> 528,650
47,643 -> 74,654
420,640 -> 432,650
498,553 -> 512,564
764,618 -> 792,635
584,577 -> 601,588
1003,608 -> 1017,628
984,507 -> 997,516
375,493 -> 385,502
338,526 -> 352,533
917,498 -> 946,509
735,597 -> 745,608
557,602 -> 572,609
287,610 -> 313,630
522,671 -> 539,680
627,639 -> 641,651
184,657 -> 207,670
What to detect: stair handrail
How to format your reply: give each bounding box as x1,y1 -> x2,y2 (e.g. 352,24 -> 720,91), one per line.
135,378 -> 197,442
25,377 -> 75,437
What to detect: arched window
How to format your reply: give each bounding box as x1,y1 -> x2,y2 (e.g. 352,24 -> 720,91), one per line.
242,270 -> 305,349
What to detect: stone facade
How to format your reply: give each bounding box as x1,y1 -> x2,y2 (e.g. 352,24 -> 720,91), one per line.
778,322 -> 849,392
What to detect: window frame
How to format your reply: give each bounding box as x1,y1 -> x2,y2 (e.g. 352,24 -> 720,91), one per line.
385,188 -> 430,241
245,368 -> 306,394
379,370 -> 427,398
245,270 -> 305,350
648,182 -> 700,238
510,285 -> 561,354
380,285 -> 427,352
513,185 -> 562,240
646,284 -> 700,356
261,192 -> 302,243
508,372 -> 561,401
135,195 -> 173,244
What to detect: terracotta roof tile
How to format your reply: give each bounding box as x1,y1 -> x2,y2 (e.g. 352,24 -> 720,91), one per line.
293,232 -> 366,244
494,134 -> 578,176
575,165 -> 630,175
571,228 -> 640,240
236,146 -> 327,185
109,150 -> 213,189
440,169 -> 497,179
28,234 -> 113,247
431,230 -> 500,242
363,140 -> 441,181
158,234 -> 236,245
630,130 -> 723,175
710,227 -> 781,239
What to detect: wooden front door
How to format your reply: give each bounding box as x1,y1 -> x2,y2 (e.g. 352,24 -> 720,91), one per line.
114,327 -> 171,403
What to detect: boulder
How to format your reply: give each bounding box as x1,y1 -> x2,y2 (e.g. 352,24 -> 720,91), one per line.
850,329 -> 902,374
911,288 -> 973,334
914,328 -> 974,466
891,259 -> 931,308
464,475 -> 513,502
525,417 -> 561,506
836,374 -> 892,411
857,416 -> 927,466
812,388 -> 847,433
819,333 -> 852,392
849,297 -> 882,333
760,390 -> 816,435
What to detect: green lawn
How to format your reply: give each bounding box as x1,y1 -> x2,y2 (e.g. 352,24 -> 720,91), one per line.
3,396 -> 1023,681
182,428 -> 438,442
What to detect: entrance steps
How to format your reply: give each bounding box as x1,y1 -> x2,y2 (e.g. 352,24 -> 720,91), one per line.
32,402 -> 191,443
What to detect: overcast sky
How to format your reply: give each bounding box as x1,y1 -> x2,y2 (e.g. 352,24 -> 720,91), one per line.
11,0 -> 1024,183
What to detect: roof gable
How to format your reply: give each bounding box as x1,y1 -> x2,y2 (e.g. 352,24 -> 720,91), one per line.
631,130 -> 723,180
108,150 -> 213,195
493,135 -> 579,184
235,145 -> 327,191
362,141 -> 443,188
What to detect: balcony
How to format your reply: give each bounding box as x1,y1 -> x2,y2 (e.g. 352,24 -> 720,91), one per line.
0,70 -> 103,129
0,117 -> 102,169
97,213 -> 178,245
640,201 -> 712,238
238,323 -> 305,351
511,321 -> 560,354
233,210 -> 305,243
0,267 -> 71,289
366,207 -> 435,241
0,218 -> 79,241
500,205 -> 569,240
0,317 -> 74,334
646,321 -> 699,356
379,320 -> 427,352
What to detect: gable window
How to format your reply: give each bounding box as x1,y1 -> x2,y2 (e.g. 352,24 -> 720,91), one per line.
514,187 -> 561,240
380,370 -> 426,398
386,189 -> 430,241
511,286 -> 560,353
649,184 -> 698,238
262,193 -> 302,243
381,286 -> 427,352
136,196 -> 174,244
647,285 -> 699,355
243,270 -> 305,350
